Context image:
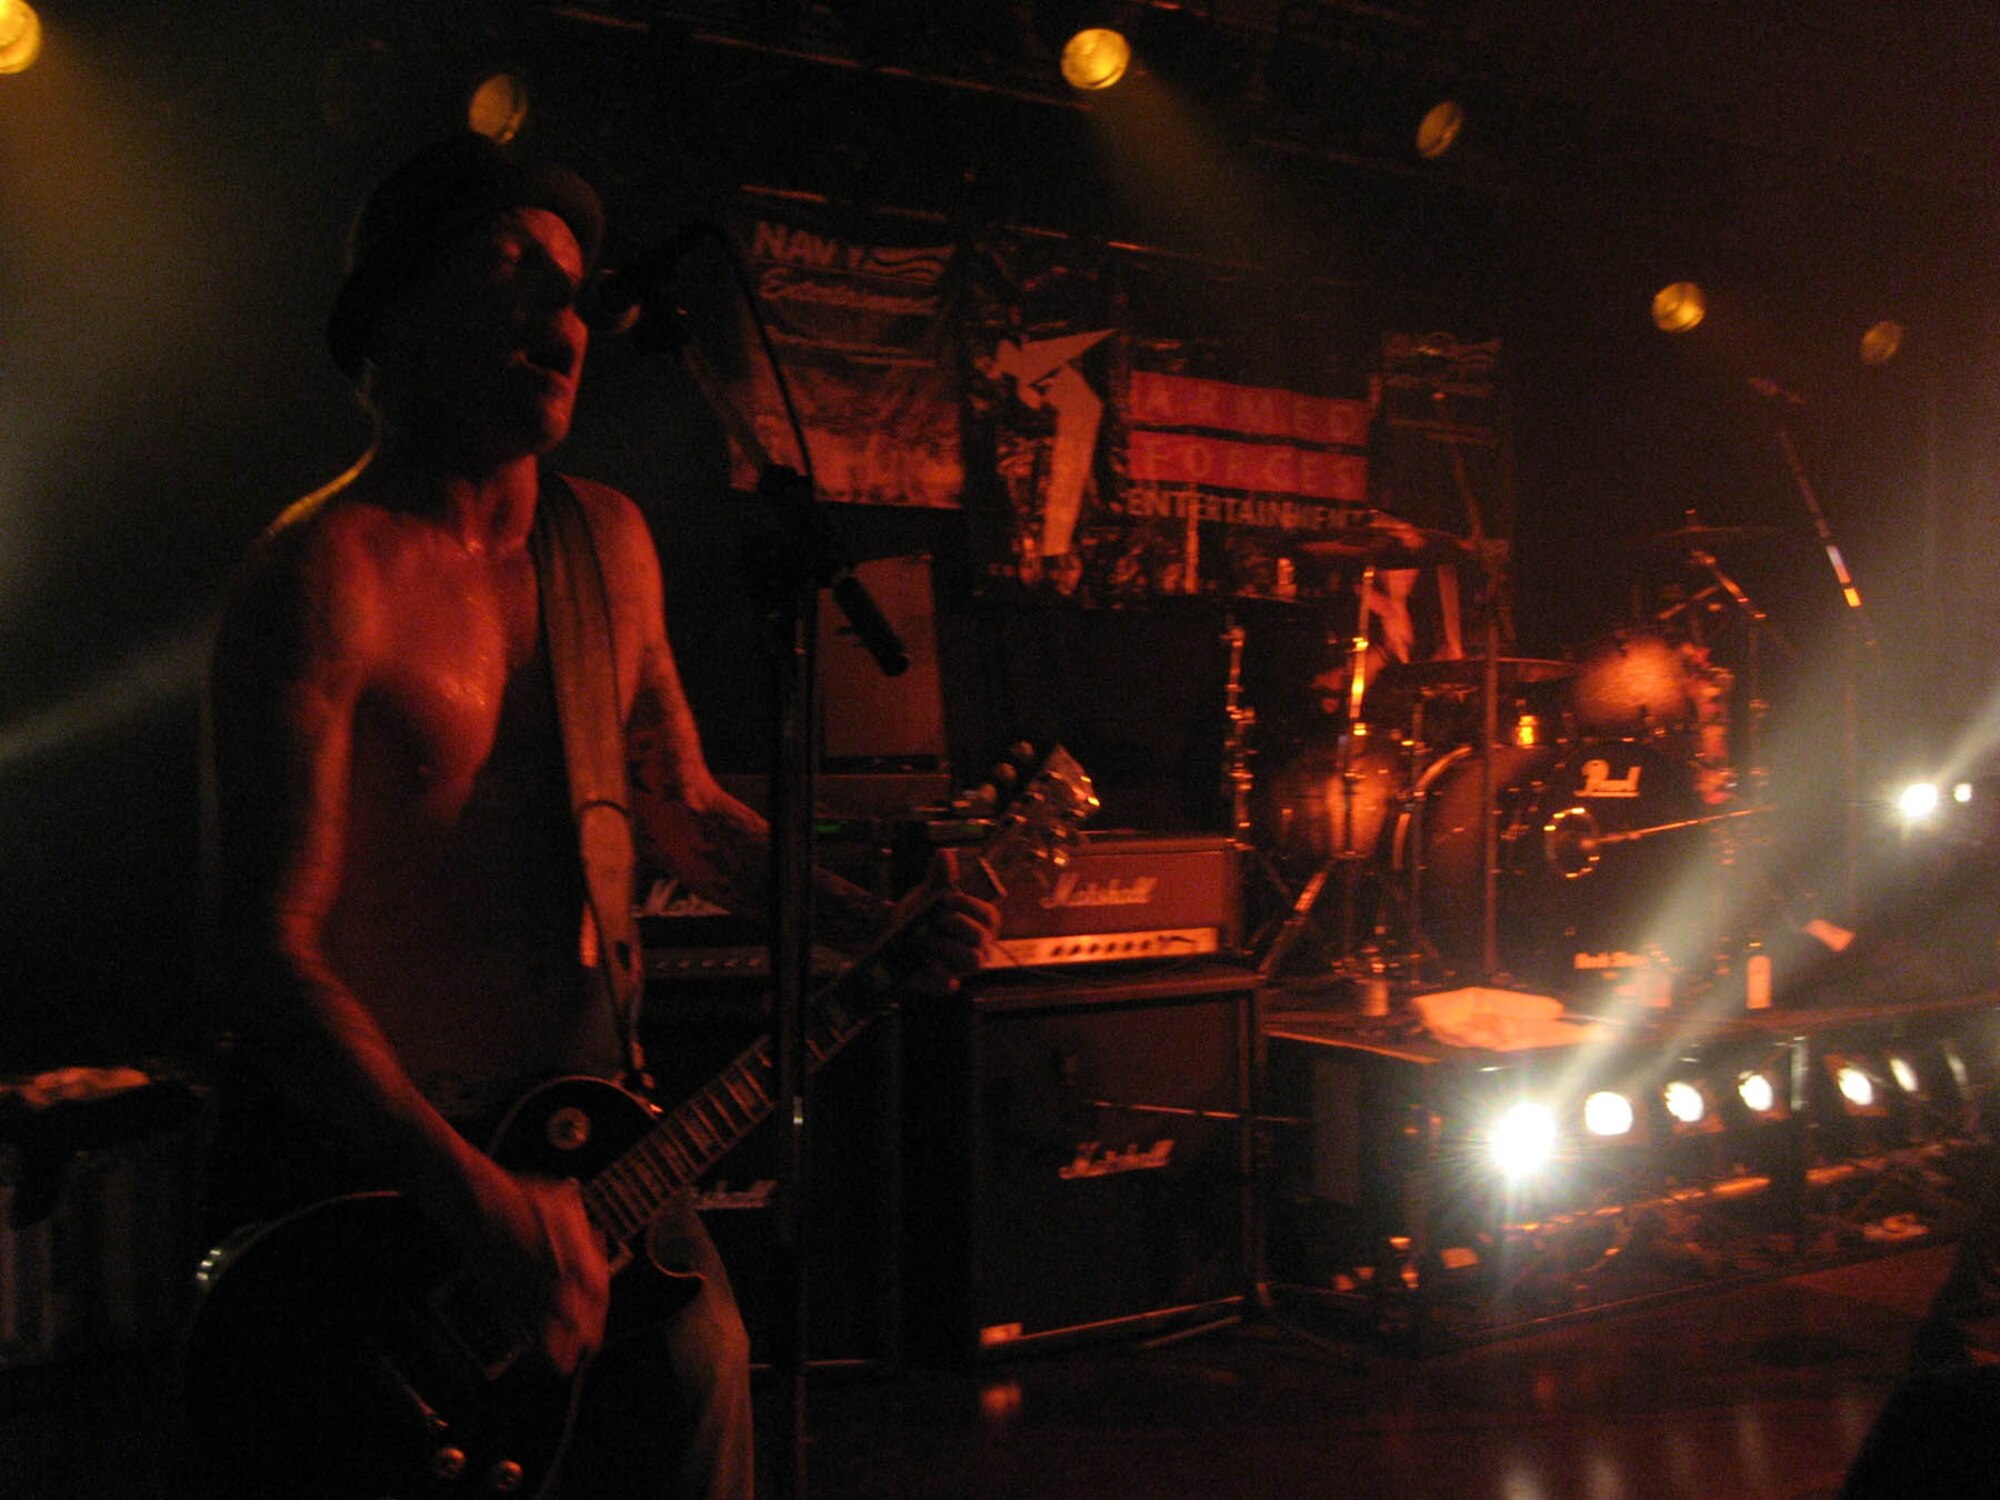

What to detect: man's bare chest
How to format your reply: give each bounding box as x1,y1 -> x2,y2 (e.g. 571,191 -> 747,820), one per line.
361,555 -> 551,803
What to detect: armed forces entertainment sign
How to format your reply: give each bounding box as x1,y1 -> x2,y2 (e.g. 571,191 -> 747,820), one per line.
728,200 -> 1504,605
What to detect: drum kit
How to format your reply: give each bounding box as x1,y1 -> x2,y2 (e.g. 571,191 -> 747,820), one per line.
1241,514 -> 1791,1011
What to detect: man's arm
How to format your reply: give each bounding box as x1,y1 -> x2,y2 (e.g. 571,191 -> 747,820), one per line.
604,490 -> 995,977
206,519 -> 605,1374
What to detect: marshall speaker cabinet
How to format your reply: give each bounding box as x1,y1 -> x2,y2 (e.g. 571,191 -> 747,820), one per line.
900,961 -> 1259,1362
638,978 -> 903,1371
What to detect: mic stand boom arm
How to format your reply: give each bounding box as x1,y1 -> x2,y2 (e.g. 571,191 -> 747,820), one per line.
1771,420 -> 1875,916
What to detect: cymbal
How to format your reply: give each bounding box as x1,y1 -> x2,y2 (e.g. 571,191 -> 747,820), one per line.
1374,656 -> 1576,691
1622,523 -> 1783,553
1298,525 -> 1476,568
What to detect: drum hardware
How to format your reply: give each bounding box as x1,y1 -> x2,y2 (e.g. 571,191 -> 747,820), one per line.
1220,611 -> 1256,841
1541,801 -> 1775,881
1250,556 -> 1435,988
1372,656 -> 1576,691
1296,522 -> 1478,571
1618,513 -> 1784,554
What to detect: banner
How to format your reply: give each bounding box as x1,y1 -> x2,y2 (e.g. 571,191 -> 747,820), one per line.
727,204 -> 963,507
960,238 -> 1127,598
1118,368 -> 1376,599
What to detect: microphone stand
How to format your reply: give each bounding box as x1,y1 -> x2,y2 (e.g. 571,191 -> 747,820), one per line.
1770,419 -> 1877,918
628,300 -> 906,1500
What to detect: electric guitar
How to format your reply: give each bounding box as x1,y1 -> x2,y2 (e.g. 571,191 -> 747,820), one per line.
183,746 -> 1095,1499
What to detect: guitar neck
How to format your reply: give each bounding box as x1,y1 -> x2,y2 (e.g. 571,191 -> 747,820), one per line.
581,745 -> 1093,1251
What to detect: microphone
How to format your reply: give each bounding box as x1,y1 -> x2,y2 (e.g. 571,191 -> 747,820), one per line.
578,222 -> 714,334
1747,376 -> 1807,408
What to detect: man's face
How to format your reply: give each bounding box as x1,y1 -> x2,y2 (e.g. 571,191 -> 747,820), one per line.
380,206 -> 591,464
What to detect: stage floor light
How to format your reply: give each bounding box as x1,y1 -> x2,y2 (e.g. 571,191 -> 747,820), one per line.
1583,1090 -> 1635,1138
1490,1101 -> 1558,1178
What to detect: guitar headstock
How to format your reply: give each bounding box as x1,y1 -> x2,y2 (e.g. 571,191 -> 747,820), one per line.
976,744 -> 1097,896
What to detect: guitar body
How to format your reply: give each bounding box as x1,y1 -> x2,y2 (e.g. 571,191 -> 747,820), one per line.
185,747 -> 1097,1499
184,1078 -> 696,1499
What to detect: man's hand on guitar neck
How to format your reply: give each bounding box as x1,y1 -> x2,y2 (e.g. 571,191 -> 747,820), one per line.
459,1161 -> 612,1377
890,847 -> 1003,997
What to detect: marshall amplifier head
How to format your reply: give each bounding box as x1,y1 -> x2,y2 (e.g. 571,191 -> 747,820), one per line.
977,832 -> 1243,969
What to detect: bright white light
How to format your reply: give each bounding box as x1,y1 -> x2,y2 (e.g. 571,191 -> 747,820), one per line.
1489,1102 -> 1558,1177
1889,1056 -> 1920,1094
1947,1047 -> 1971,1092
1663,1080 -> 1707,1125
1898,782 -> 1940,822
1837,1065 -> 1877,1108
1956,783 -> 1976,804
1582,1091 -> 1635,1138
1737,1072 -> 1778,1114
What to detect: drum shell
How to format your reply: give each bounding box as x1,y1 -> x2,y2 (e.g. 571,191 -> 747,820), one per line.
1391,744 -> 1553,975
1401,740 -> 1720,992
1571,630 -> 1699,737
1258,735 -> 1403,870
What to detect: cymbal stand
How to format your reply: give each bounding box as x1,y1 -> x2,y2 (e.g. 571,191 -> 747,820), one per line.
1336,559 -> 1382,969
1687,546 -> 1794,799
1221,610 -> 1256,841
1254,567 -> 1382,985
1392,692 -> 1439,983
1772,420 -> 1880,917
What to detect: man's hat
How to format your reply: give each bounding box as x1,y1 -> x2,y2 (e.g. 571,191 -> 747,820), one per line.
326,133 -> 604,381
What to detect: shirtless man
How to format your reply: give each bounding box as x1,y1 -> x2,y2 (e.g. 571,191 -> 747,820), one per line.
202,134 -> 996,1497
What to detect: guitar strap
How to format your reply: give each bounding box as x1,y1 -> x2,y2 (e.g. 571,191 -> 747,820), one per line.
530,471 -> 649,1088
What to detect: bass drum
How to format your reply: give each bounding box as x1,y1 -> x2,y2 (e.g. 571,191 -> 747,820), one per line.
1257,734 -> 1404,872
1389,743 -> 1552,980
1396,739 -> 1722,994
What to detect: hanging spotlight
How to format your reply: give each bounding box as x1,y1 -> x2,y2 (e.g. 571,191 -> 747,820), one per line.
1859,320 -> 1904,366
1651,281 -> 1706,334
1061,25 -> 1131,90
0,0 -> 43,74
1415,99 -> 1465,160
468,71 -> 530,143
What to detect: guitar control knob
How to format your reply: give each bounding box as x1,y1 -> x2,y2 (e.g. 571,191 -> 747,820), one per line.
485,1458 -> 526,1492
428,1446 -> 467,1480
546,1106 -> 592,1152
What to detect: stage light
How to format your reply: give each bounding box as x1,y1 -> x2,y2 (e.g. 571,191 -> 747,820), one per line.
1955,783 -> 1974,804
1582,1090 -> 1635,1138
1824,1056 -> 1889,1116
1415,99 -> 1464,159
1736,1070 -> 1779,1117
468,72 -> 530,143
1946,1046 -> 1972,1094
1663,1079 -> 1708,1126
1897,781 -> 1940,823
1489,1102 -> 1558,1178
0,0 -> 42,74
1860,320 -> 1904,366
1889,1055 -> 1921,1096
1651,282 -> 1706,334
1061,26 -> 1130,90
